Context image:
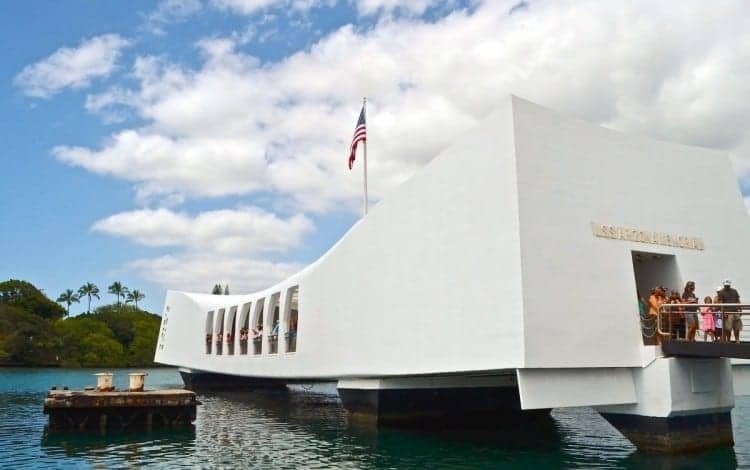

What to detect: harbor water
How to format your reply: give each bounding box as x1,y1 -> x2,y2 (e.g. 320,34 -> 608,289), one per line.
1,367 -> 748,468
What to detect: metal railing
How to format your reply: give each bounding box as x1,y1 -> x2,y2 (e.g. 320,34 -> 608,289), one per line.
656,303 -> 750,343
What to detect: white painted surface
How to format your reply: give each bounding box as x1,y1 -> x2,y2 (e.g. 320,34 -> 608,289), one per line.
155,97 -> 750,409
732,365 -> 750,396
156,100 -> 524,379
516,368 -> 636,409
512,98 -> 750,369
596,357 -> 734,418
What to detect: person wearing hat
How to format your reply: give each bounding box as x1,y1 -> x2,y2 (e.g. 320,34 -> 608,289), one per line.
717,279 -> 742,343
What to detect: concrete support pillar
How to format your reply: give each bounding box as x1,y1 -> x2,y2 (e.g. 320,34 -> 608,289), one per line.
179,369 -> 287,392
337,374 -> 548,425
596,357 -> 735,453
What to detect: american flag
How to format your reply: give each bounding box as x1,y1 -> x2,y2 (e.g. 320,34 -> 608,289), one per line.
348,105 -> 366,170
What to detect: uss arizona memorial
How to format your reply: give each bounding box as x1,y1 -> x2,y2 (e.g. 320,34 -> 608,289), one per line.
155,96 -> 750,453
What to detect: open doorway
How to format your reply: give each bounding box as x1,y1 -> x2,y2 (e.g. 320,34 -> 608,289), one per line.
632,251 -> 683,344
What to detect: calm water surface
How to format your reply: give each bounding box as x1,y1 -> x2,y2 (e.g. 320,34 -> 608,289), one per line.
0,367 -> 747,468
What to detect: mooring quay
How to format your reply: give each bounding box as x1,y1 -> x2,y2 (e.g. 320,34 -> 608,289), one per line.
43,373 -> 198,433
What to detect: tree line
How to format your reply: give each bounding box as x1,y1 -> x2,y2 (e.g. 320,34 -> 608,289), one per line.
0,279 -> 160,367
56,282 -> 146,317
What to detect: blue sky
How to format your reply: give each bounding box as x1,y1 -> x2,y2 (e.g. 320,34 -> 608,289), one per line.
2,0 -> 749,314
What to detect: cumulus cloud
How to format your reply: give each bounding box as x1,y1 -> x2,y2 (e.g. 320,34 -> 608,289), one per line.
211,0 -> 289,15
64,0 -> 750,215
356,0 -> 446,16
15,34 -> 130,98
53,0 -> 750,294
144,0 -> 203,35
129,254 -> 302,293
92,207 -> 313,255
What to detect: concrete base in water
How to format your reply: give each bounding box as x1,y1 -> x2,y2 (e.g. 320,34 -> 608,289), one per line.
595,357 -> 736,453
600,412 -> 734,453
337,376 -> 547,426
179,369 -> 287,392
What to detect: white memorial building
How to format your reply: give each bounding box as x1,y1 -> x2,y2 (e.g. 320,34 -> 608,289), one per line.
155,96 -> 750,453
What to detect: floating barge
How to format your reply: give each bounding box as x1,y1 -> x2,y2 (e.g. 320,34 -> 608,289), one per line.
43,373 -> 198,433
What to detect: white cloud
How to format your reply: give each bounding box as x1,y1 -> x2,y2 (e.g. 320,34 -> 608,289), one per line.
65,1 -> 750,214
129,254 -> 302,293
92,207 -> 313,255
144,0 -> 203,35
356,0 -> 445,16
210,0 -> 285,15
15,34 -> 131,98
55,0 -> 750,294
745,196 -> 750,215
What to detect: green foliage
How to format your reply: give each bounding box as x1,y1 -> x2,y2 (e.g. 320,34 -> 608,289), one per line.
107,281 -> 128,306
54,316 -> 125,367
78,282 -> 100,314
0,279 -> 160,368
0,303 -> 60,365
212,284 -> 222,295
56,289 -> 79,317
126,289 -> 145,308
0,279 -> 65,320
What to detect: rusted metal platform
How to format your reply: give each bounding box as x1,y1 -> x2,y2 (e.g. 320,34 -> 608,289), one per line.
43,389 -> 199,433
662,341 -> 750,359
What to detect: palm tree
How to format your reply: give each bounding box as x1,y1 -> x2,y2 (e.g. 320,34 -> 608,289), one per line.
108,282 -> 128,307
56,289 -> 79,317
77,282 -> 100,314
126,289 -> 145,309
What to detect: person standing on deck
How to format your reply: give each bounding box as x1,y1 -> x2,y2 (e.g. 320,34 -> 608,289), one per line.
682,281 -> 699,342
718,279 -> 742,343
649,287 -> 667,344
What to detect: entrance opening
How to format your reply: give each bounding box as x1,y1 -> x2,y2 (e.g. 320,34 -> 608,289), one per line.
239,302 -> 251,355
226,306 -> 237,355
268,293 -> 280,354
205,311 -> 214,354
252,298 -> 265,355
284,286 -> 298,353
632,251 -> 683,345
215,308 -> 225,355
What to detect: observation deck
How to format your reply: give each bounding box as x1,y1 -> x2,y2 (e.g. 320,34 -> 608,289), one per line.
654,304 -> 750,359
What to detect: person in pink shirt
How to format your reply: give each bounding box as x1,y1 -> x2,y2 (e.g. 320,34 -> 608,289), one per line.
701,296 -> 716,342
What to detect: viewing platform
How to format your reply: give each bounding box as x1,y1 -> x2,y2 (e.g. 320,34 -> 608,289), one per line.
655,304 -> 750,359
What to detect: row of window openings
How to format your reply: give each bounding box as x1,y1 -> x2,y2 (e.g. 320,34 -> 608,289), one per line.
204,287 -> 298,356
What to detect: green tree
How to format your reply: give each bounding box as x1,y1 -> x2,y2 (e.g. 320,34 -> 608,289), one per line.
125,289 -> 145,309
0,279 -> 64,319
0,303 -> 60,365
54,316 -> 126,367
77,282 -> 100,314
56,289 -> 79,317
107,282 -> 128,307
211,284 -> 222,295
224,284 -> 229,295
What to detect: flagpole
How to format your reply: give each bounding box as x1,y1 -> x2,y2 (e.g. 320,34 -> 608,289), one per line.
363,97 -> 368,216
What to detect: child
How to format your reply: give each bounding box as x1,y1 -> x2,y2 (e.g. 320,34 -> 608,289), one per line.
700,296 -> 716,342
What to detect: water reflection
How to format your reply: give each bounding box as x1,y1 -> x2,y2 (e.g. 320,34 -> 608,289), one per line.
41,428 -> 197,463
3,369 -> 747,468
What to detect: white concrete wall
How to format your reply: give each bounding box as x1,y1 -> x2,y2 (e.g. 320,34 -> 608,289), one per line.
512,96 -> 750,369
156,98 -> 526,378
156,96 -> 750,393
596,357 -> 734,417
